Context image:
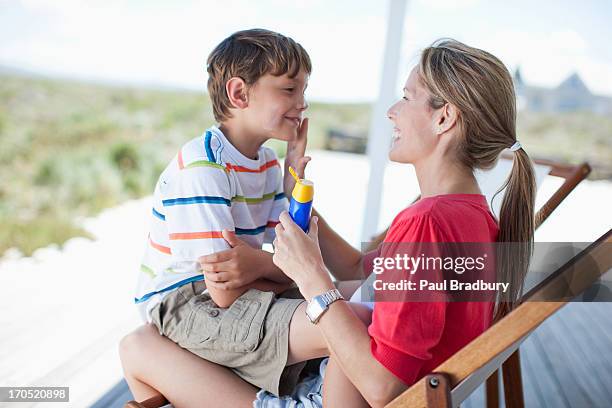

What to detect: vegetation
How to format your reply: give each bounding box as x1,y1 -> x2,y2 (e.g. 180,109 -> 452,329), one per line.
0,74 -> 368,255
0,73 -> 609,256
516,111 -> 612,176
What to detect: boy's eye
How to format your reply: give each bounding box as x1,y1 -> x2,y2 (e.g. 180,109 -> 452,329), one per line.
402,96 -> 409,101
284,88 -> 295,92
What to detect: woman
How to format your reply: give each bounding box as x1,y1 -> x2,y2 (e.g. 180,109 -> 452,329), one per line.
120,39 -> 535,408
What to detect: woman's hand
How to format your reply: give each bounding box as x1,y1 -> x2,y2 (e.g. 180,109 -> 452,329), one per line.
283,118 -> 311,197
273,211 -> 335,299
198,230 -> 270,290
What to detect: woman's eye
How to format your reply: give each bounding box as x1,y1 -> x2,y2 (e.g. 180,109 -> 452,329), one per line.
402,96 -> 409,101
284,88 -> 295,92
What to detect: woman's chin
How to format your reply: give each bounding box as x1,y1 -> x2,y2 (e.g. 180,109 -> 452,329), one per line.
388,147 -> 409,163
389,146 -> 404,163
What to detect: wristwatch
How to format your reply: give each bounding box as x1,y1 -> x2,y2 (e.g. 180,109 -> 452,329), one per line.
305,288 -> 344,324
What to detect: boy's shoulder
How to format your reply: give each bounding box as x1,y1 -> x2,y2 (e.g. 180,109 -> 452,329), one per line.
155,129 -> 232,197
178,129 -> 227,171
178,127 -> 279,170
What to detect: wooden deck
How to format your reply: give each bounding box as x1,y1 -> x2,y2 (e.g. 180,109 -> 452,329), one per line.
462,301 -> 612,408
94,301 -> 612,408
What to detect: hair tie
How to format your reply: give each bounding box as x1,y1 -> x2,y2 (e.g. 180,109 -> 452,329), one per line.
509,141 -> 522,152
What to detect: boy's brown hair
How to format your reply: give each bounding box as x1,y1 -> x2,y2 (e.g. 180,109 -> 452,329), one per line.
206,28 -> 312,122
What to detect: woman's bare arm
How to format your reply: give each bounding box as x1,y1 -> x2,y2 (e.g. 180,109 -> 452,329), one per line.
312,208 -> 365,281
315,298 -> 408,408
272,214 -> 407,408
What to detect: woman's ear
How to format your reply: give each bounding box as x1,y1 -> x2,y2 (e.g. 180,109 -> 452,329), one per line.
226,77 -> 249,109
435,103 -> 459,135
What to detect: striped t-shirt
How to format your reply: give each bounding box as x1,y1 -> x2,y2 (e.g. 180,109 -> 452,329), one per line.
134,125 -> 288,322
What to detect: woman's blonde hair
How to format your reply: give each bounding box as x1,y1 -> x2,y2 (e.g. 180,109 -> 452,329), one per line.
419,39 -> 536,321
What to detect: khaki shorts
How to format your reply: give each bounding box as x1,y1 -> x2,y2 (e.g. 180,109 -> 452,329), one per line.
150,280 -> 307,397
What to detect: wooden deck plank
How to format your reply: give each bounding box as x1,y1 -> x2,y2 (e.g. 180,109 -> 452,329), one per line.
90,379 -> 133,408
534,320 -> 587,406
518,342 -> 546,408
0,305 -> 65,373
556,304 -> 612,401
555,312 -> 609,407
567,303 -> 612,355
520,328 -> 569,407
587,302 -> 612,338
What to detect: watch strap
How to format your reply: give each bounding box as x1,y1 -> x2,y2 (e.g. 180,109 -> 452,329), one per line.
306,288 -> 344,324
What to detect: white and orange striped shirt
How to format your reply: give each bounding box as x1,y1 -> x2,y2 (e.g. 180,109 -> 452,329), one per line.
134,126 -> 288,322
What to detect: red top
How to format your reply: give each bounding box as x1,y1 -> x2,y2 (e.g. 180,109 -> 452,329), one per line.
366,194 -> 499,386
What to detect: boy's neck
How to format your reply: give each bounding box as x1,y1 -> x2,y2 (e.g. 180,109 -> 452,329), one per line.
218,121 -> 267,160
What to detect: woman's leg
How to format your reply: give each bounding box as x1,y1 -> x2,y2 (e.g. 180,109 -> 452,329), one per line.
119,324 -> 258,408
322,357 -> 370,408
287,281 -> 372,404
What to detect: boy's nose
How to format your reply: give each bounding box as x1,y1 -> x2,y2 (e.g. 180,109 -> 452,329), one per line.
297,97 -> 309,111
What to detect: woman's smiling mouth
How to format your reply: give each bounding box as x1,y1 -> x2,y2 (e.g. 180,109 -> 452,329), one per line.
392,127 -> 401,140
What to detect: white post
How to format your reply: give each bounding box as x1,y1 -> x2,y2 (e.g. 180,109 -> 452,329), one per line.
360,0 -> 408,243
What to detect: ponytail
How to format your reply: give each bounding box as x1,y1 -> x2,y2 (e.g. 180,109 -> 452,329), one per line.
493,149 -> 536,321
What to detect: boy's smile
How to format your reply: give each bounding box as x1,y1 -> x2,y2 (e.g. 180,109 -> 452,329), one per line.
284,116 -> 302,127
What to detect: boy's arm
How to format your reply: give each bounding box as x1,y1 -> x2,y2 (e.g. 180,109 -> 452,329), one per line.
205,278 -> 294,308
199,230 -> 293,289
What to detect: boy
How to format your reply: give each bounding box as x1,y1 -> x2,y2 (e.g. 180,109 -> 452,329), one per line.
131,29 -> 312,397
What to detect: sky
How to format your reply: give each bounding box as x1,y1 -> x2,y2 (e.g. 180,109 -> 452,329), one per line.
1,0 -> 611,102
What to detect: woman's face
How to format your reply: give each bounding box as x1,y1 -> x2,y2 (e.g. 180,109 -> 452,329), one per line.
387,67 -> 439,164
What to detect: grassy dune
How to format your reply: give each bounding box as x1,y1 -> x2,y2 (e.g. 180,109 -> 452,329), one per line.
0,73 -> 609,255
0,74 -> 368,255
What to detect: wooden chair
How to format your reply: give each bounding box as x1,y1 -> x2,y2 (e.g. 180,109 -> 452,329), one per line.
387,227 -> 612,407
126,156 -> 592,408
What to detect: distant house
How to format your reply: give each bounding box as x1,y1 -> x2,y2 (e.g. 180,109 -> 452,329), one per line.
513,68 -> 612,114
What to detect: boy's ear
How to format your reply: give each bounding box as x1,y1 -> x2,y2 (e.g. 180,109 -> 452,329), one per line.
226,77 -> 249,109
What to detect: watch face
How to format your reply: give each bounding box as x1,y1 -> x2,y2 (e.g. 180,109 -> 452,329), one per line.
306,298 -> 326,323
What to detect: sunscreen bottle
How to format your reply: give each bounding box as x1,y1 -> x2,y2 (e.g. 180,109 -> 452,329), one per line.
287,166 -> 314,232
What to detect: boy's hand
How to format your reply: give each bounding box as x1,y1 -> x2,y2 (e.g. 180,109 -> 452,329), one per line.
198,229 -> 268,290
284,117 -> 311,197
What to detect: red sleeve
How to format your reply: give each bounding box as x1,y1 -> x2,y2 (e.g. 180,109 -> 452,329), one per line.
361,247 -> 381,279
367,213 -> 448,385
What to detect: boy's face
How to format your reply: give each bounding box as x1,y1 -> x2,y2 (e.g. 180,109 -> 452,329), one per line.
243,70 -> 309,141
